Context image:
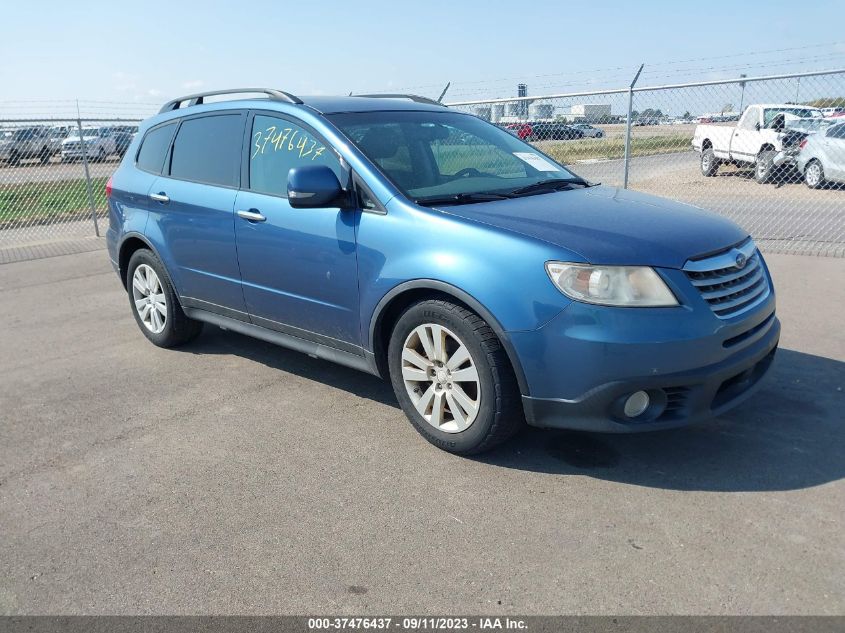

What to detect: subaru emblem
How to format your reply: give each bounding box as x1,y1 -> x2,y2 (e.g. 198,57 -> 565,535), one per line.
735,252 -> 747,268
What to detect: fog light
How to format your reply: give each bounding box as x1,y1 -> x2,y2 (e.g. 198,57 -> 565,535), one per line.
623,391 -> 650,417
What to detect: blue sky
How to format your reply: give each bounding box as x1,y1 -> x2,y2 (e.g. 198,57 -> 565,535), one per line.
1,0 -> 843,117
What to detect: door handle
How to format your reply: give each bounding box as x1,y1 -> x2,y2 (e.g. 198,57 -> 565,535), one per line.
150,192 -> 169,203
237,209 -> 266,222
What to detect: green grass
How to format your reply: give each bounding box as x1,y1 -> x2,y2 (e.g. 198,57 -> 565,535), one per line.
0,176 -> 108,227
540,133 -> 693,164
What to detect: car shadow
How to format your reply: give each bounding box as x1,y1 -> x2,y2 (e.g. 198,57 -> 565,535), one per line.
183,326 -> 399,409
476,348 -> 845,492
183,330 -> 844,492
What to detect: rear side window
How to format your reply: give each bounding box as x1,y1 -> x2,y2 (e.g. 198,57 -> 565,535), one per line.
136,123 -> 176,174
169,114 -> 244,187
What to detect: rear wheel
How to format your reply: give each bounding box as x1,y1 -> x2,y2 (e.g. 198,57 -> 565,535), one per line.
126,249 -> 203,348
755,149 -> 776,184
387,299 -> 523,454
700,148 -> 720,176
39,146 -> 50,164
804,159 -> 825,189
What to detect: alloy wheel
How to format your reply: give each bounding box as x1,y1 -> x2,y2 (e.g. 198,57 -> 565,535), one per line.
132,264 -> 167,334
401,324 -> 481,433
806,162 -> 822,187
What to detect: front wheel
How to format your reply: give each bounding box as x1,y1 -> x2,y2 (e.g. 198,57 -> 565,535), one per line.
387,299 -> 523,454
804,159 -> 825,189
126,249 -> 203,348
755,150 -> 776,184
701,148 -> 720,176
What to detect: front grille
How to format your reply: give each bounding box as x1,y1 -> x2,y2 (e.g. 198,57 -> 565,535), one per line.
63,142 -> 81,150
683,239 -> 771,320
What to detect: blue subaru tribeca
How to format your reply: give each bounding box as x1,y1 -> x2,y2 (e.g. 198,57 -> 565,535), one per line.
106,88 -> 779,454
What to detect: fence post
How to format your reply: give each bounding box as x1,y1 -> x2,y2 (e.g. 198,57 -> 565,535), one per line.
76,105 -> 100,237
623,64 -> 644,189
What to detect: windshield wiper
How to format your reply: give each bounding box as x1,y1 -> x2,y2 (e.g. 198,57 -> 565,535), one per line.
508,177 -> 593,196
415,192 -> 514,206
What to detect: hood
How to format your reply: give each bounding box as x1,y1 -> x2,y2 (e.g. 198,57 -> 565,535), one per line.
435,185 -> 747,269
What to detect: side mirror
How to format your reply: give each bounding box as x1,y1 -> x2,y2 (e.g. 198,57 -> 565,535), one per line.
287,165 -> 345,208
755,122 -> 761,131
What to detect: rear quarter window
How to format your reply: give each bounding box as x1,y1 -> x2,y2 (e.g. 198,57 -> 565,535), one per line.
136,123 -> 177,174
168,114 -> 244,187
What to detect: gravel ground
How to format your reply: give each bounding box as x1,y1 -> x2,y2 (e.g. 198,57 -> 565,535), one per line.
0,250 -> 843,615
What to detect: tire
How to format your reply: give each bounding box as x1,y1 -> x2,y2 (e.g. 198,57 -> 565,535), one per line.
755,149 -> 776,184
387,299 -> 523,454
9,151 -> 20,166
595,132 -> 603,138
700,148 -> 720,177
97,148 -> 106,163
126,249 -> 203,348
39,146 -> 50,165
804,159 -> 825,189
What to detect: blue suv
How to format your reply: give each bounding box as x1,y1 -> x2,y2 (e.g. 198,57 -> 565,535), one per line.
106,88 -> 779,454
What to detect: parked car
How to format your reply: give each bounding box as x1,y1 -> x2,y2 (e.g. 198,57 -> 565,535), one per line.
795,121 -> 845,188
692,103 -> 824,183
570,123 -> 603,138
48,126 -> 71,155
504,122 -> 532,140
504,122 -> 582,141
0,126 -> 52,165
61,127 -> 117,162
107,88 -> 778,455
110,125 -> 139,157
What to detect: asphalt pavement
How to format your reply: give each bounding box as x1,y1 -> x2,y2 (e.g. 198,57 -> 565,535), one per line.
1,250 -> 843,614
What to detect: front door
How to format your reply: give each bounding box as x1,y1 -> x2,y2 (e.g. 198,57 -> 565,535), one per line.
234,112 -> 361,349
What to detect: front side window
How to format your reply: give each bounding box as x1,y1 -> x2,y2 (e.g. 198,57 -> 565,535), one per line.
328,110 -> 578,202
169,114 -> 244,187
136,122 -> 177,174
248,114 -> 341,197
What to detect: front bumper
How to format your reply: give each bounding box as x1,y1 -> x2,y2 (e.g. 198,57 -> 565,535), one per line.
510,265 -> 779,432
522,318 -> 778,432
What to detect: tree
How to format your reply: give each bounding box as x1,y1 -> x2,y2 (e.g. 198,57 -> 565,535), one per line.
721,103 -> 734,114
640,108 -> 663,118
803,97 -> 845,108
683,111 -> 692,119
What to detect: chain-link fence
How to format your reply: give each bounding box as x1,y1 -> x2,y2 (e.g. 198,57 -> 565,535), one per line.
1,69 -> 843,263
448,68 -> 845,257
0,117 -> 141,262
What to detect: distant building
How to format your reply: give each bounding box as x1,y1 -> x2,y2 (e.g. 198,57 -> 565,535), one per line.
560,104 -> 612,122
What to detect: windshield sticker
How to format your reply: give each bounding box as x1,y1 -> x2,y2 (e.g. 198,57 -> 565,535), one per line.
513,152 -> 561,172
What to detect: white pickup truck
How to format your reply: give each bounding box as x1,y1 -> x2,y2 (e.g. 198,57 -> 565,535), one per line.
692,104 -> 824,183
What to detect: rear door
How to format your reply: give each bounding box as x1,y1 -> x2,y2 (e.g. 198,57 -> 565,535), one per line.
233,111 -> 361,349
147,111 -> 248,317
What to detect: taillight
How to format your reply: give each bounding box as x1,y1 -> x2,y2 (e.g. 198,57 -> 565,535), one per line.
105,175 -> 113,198
798,138 -> 808,150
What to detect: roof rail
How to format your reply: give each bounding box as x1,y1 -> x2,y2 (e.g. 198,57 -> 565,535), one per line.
354,93 -> 446,107
158,88 -> 303,113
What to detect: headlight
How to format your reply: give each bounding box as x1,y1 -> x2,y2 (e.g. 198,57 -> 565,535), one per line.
545,262 -> 678,307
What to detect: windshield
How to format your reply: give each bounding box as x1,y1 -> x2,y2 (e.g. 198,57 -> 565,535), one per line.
328,110 -> 579,202
763,107 -> 824,127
